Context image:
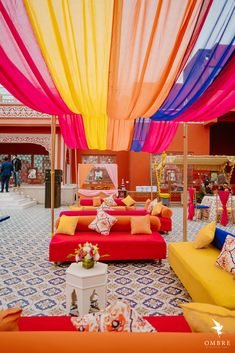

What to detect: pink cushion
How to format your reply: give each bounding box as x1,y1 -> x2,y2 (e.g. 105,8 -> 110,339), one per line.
79,199 -> 93,206
60,210 -> 148,217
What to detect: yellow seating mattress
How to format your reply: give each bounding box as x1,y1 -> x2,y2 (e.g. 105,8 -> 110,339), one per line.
168,242 -> 235,309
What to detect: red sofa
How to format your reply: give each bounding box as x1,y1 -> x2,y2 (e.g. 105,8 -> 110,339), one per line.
18,316 -> 191,332
49,210 -> 167,263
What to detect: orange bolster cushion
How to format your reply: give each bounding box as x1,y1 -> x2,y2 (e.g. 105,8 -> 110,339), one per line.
0,308 -> 22,331
56,215 -> 161,233
161,205 -> 173,218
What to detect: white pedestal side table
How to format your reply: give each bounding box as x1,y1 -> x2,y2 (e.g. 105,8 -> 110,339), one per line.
66,262 -> 108,316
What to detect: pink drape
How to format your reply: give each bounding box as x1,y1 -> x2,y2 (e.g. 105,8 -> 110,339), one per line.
142,121 -> 179,153
58,115 -> 88,150
175,55 -> 235,123
0,0 -> 87,149
218,190 -> 230,227
188,187 -> 195,220
105,164 -> 118,189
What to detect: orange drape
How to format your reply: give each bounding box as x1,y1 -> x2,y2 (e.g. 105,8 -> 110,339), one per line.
107,120 -> 135,151
107,0 -> 204,120
78,164 -> 94,187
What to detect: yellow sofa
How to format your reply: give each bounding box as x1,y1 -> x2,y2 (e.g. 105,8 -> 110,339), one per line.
168,242 -> 235,309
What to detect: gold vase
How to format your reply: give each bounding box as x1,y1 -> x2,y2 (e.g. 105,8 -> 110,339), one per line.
82,258 -> 95,269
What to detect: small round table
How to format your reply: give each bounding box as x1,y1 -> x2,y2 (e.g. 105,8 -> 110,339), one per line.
66,262 -> 108,316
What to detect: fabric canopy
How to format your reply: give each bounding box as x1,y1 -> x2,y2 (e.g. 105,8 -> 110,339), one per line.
151,0 -> 235,121
0,0 -> 234,152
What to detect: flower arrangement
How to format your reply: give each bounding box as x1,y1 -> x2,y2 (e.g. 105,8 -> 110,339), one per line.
68,242 -> 108,269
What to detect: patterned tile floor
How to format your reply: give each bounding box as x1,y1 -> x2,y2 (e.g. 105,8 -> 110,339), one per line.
0,205 -> 234,317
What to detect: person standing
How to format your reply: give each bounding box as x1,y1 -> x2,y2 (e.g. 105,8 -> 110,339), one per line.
12,155 -> 21,188
0,156 -> 13,192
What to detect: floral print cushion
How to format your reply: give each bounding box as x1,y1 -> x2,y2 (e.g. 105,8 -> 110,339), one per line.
103,195 -> 117,207
71,299 -> 155,332
216,235 -> 235,274
88,210 -> 117,235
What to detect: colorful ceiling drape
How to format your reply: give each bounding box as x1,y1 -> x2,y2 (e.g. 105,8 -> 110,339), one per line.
175,55 -> 235,123
0,0 -> 87,149
0,0 -> 234,153
24,0 -> 113,150
151,0 -> 235,121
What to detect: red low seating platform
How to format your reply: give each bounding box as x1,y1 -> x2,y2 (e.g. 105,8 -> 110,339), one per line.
49,210 -> 167,262
18,316 -> 191,332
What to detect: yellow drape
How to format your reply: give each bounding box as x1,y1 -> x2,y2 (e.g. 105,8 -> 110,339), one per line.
24,0 -> 114,149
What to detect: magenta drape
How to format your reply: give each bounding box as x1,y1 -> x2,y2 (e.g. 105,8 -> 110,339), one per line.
0,0 -> 88,150
218,190 -> 230,227
142,121 -> 179,153
58,115 -> 88,150
175,55 -> 235,123
188,187 -> 195,220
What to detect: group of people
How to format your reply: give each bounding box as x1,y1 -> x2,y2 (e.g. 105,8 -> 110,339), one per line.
0,155 -> 21,193
197,172 -> 232,203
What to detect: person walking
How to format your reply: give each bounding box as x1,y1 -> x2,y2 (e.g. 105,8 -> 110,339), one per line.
12,155 -> 21,188
0,156 -> 13,192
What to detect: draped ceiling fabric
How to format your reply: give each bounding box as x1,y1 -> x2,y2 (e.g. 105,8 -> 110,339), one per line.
175,55 -> 235,123
151,0 -> 235,121
131,119 -> 179,153
24,0 -> 114,150
0,0 -> 234,153
0,0 -> 88,149
107,0 -> 206,121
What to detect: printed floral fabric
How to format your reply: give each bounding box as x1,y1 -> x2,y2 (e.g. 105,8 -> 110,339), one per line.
216,235 -> 235,274
71,299 -> 155,332
147,198 -> 159,213
97,203 -> 111,211
88,210 -> 117,235
103,195 -> 117,207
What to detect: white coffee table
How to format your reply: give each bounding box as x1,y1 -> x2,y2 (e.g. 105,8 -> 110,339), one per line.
66,262 -> 108,316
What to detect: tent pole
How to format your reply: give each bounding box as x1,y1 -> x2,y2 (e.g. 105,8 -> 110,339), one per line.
150,154 -> 153,201
75,148 -> 78,204
51,115 -> 56,236
183,123 -> 188,241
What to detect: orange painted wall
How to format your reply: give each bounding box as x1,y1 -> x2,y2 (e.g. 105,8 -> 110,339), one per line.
167,124 -> 210,154
129,151 -> 150,190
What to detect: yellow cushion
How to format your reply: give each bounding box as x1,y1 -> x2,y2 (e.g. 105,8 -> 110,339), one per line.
122,195 -> 136,207
130,215 -> 152,235
194,221 -> 216,249
93,196 -> 101,207
56,215 -> 79,235
69,206 -> 83,211
180,303 -> 235,333
151,202 -> 163,216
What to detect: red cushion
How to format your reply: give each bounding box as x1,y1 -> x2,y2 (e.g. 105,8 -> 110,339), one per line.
18,316 -> 191,332
49,231 -> 166,262
159,217 -> 172,232
79,199 -> 93,206
114,198 -> 125,206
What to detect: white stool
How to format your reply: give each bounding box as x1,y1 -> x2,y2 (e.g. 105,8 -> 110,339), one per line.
66,262 -> 108,316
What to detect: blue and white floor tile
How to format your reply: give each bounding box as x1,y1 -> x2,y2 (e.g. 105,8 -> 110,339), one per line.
0,205 -> 234,317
